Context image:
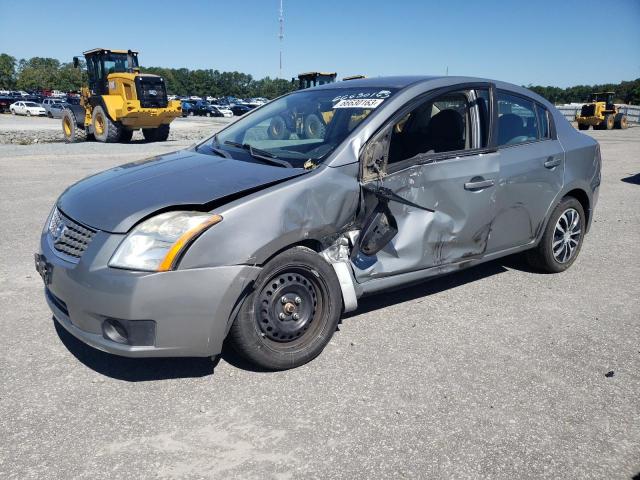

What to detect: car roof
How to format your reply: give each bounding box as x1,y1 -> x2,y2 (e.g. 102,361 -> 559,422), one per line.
311,75 -> 442,90
310,75 -> 553,108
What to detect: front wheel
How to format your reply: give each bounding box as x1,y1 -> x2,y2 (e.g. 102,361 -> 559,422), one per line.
577,123 -> 589,130
92,105 -> 121,143
228,246 -> 343,370
525,197 -> 585,273
267,115 -> 290,140
26,111 -> 31,117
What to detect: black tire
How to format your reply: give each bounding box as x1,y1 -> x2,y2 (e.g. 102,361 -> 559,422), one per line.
525,197 -> 585,273
47,112 -> 53,118
142,124 -> 170,142
614,113 -> 628,130
26,110 -> 31,117
604,114 -> 614,130
303,113 -> 326,139
577,123 -> 589,130
92,105 -> 121,143
61,109 -> 87,143
228,246 -> 343,370
267,115 -> 290,140
119,129 -> 133,143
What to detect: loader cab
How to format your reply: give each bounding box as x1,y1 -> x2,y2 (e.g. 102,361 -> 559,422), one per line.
79,49 -> 139,95
589,92 -> 615,110
294,72 -> 337,90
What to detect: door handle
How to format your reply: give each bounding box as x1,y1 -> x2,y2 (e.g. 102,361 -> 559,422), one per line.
544,156 -> 561,169
464,178 -> 495,191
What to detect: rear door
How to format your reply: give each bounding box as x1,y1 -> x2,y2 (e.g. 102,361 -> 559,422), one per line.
486,91 -> 564,252
353,83 -> 500,281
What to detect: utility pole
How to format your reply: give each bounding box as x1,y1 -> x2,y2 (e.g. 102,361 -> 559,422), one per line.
278,0 -> 284,79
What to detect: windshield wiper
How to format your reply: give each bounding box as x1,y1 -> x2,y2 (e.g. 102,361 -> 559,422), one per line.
223,140 -> 293,168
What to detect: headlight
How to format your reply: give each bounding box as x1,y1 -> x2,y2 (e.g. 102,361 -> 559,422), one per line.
109,211 -> 222,271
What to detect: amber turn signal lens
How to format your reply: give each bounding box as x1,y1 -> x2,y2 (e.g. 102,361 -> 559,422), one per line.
157,214 -> 223,271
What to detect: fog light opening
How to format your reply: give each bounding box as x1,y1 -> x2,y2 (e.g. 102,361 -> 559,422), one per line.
103,318 -> 129,344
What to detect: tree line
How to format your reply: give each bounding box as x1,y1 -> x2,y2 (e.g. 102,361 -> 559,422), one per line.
527,80 -> 640,105
1,53 -> 639,103
0,53 -> 295,98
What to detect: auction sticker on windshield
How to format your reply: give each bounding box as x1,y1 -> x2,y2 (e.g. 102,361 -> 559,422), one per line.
333,98 -> 384,109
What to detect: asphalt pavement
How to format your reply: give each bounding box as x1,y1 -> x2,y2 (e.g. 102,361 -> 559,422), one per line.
0,122 -> 638,479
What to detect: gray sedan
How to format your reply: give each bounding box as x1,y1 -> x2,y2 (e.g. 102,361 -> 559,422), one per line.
36,76 -> 600,370
46,102 -> 68,119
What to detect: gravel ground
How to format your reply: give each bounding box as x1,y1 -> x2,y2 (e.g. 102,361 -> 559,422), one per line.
0,120 -> 638,479
0,113 -> 233,144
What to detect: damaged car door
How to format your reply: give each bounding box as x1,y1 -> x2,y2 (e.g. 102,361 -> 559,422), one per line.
353,84 -> 499,280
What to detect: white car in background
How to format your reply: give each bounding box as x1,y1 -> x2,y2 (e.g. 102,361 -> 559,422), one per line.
212,105 -> 233,117
10,101 -> 47,116
50,90 -> 67,98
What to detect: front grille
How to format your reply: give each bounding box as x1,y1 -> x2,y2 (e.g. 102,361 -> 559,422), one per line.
581,104 -> 595,117
135,75 -> 168,108
48,207 -> 96,260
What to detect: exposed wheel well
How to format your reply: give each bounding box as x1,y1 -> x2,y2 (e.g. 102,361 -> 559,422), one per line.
259,239 -> 324,267
564,189 -> 590,227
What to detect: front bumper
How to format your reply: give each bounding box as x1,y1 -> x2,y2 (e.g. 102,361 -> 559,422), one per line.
38,229 -> 260,357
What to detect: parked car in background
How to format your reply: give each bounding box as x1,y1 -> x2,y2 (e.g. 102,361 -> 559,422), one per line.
47,102 -> 68,119
211,105 -> 233,117
50,90 -> 67,98
230,104 -> 253,116
193,100 -> 215,116
10,101 -> 46,116
181,100 -> 196,117
0,95 -> 15,113
41,98 -> 64,116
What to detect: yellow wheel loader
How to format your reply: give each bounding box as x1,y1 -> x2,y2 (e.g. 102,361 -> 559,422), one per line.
575,92 -> 628,131
61,48 -> 181,143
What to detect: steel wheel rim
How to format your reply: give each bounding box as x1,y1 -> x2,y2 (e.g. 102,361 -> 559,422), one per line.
256,267 -> 324,345
95,114 -> 105,135
552,208 -> 581,263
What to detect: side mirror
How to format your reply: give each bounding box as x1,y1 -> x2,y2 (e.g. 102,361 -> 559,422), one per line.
358,202 -> 398,256
73,57 -> 79,68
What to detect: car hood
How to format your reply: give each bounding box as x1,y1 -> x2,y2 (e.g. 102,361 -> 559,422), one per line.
57,149 -> 307,233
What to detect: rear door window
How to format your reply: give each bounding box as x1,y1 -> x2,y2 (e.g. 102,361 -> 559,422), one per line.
497,92 -> 539,146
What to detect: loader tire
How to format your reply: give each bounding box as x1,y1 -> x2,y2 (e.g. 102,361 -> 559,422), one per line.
61,110 -> 87,143
119,129 -> 134,143
142,124 -> 170,142
577,123 -> 589,130
604,114 -> 614,130
615,114 -> 628,130
92,105 -> 121,143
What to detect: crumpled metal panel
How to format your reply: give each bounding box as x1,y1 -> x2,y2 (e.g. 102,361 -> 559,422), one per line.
352,152 -> 499,281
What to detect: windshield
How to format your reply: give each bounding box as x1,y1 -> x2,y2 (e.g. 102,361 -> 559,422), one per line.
103,53 -> 138,74
202,86 -> 397,168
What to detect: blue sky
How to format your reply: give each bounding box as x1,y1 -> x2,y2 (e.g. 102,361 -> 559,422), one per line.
1,0 -> 638,87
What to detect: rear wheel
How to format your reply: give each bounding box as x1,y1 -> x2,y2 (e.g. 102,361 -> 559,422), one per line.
142,124 -> 170,142
26,110 -> 31,117
61,109 -> 87,143
525,197 -> 585,273
228,246 -> 342,370
303,113 -> 326,139
615,114 -> 628,129
577,123 -> 589,130
47,112 -> 53,118
92,105 -> 121,143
